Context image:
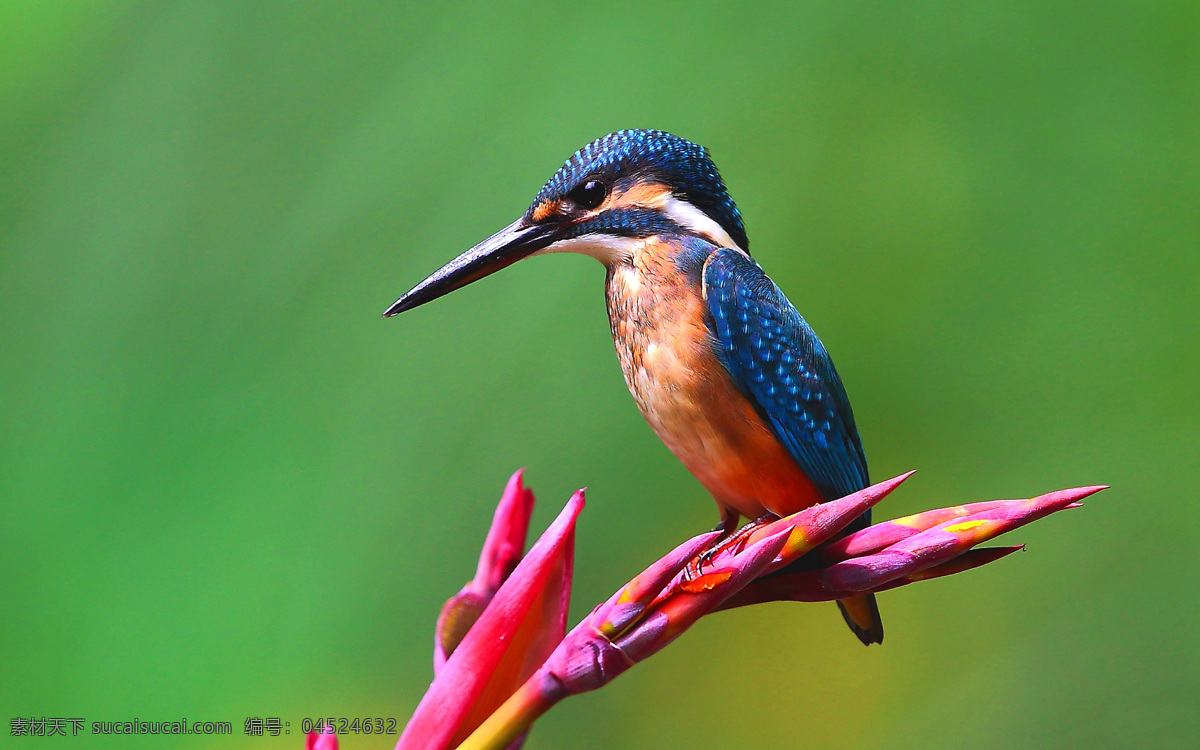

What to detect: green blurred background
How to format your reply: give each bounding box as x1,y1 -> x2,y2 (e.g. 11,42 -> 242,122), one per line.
3,2 -> 1197,748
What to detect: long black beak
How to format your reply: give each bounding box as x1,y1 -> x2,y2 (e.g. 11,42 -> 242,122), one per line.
382,218 -> 559,317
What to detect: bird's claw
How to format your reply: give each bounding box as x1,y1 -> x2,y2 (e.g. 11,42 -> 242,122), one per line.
681,513 -> 777,583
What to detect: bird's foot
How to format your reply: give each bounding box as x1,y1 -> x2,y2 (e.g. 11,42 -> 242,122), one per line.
681,513 -> 777,592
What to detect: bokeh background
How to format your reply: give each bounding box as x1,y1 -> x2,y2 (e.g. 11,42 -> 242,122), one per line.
3,2 -> 1197,748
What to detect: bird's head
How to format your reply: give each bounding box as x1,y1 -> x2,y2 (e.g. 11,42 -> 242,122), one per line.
384,129 -> 746,317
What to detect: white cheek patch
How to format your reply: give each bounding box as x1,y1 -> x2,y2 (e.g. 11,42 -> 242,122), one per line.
660,196 -> 739,250
532,194 -> 739,266
536,233 -> 642,265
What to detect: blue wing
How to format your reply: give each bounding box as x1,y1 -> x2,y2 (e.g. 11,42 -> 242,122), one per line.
704,247 -> 869,503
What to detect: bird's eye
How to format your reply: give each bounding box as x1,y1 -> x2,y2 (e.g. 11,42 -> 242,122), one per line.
569,180 -> 607,210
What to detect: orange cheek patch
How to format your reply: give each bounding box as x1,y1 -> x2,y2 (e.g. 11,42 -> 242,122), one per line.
531,200 -> 559,222
610,182 -> 671,210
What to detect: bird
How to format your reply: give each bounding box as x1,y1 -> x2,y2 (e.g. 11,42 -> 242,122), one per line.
384,129 -> 883,645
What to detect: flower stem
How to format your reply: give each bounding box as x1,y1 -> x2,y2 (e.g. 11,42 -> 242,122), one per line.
457,672 -> 563,750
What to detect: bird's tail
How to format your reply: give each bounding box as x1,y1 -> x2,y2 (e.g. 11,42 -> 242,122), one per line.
837,594 -> 884,646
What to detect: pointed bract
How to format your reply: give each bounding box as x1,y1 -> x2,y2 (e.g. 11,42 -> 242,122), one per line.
589,531 -> 720,639
823,486 -> 1105,591
476,470 -> 537,592
819,499 -> 1015,562
745,472 -> 914,569
435,471 -> 537,671
399,491 -> 583,750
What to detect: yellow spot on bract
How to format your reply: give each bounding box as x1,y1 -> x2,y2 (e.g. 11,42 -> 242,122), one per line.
944,519 -> 988,533
782,529 -> 811,557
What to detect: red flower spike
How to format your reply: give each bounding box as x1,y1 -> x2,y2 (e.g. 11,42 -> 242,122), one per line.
429,474 -> 1100,750
398,490 -> 582,750
435,471 -> 536,672
821,497 -> 1082,565
824,486 -> 1105,592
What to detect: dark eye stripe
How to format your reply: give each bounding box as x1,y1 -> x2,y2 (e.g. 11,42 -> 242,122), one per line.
566,207 -> 683,239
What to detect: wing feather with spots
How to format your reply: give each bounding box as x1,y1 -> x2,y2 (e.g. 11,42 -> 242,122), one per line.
703,248 -> 869,503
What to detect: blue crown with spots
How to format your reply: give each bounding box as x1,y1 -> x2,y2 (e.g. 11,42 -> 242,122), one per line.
532,130 -> 750,251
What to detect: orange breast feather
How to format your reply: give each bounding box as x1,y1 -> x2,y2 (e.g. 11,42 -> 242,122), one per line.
606,239 -> 824,520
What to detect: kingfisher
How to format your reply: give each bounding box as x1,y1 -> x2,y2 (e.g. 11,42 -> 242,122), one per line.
385,130 -> 883,645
